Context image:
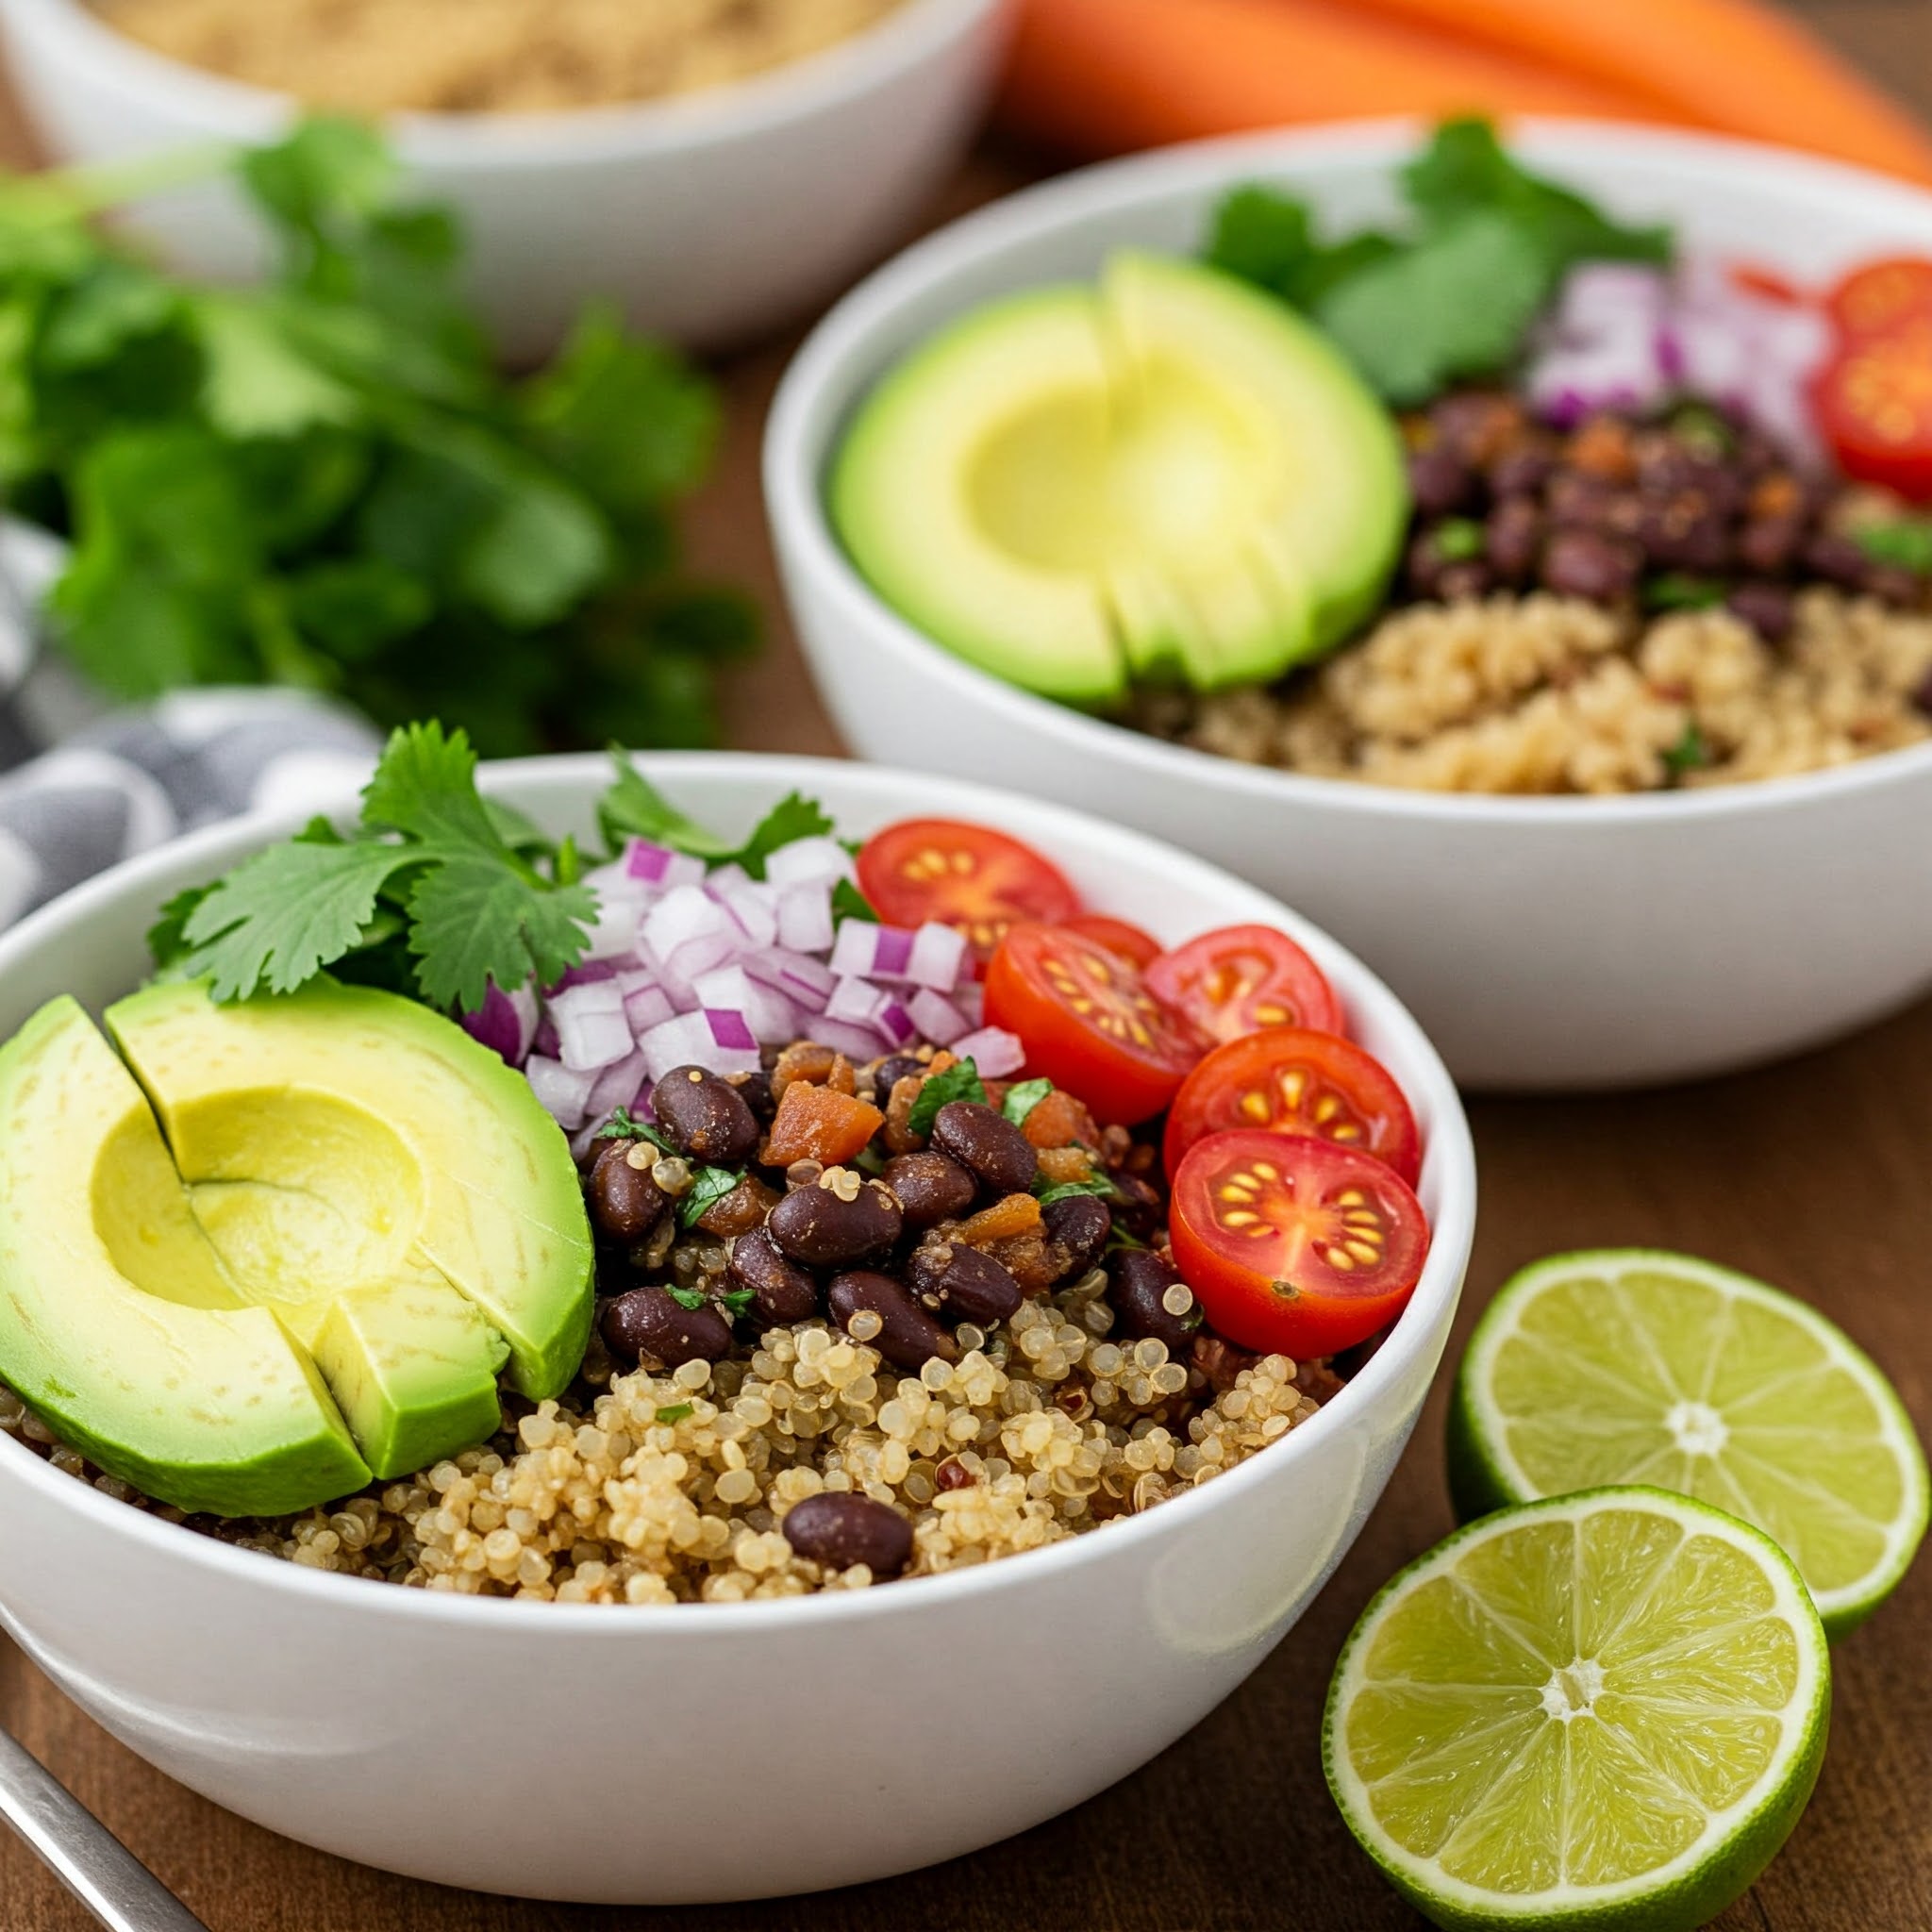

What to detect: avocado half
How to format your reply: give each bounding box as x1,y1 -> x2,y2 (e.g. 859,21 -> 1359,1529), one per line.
0,981 -> 593,1516
830,251 -> 1410,704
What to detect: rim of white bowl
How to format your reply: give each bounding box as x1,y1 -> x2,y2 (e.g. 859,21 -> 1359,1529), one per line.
0,751 -> 1476,1634
0,0 -> 1004,162
765,114 -> 1932,829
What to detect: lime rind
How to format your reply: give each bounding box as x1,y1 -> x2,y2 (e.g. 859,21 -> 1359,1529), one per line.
1449,1249 -> 1930,1641
1324,1488 -> 1831,1932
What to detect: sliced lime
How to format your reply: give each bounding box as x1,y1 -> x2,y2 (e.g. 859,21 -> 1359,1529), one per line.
1324,1489 -> 1830,1931
1449,1249 -> 1929,1638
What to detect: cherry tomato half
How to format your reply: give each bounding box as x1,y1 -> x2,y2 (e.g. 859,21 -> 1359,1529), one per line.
1812,318 -> 1932,501
984,924 -> 1204,1125
1163,1026 -> 1421,1186
1059,914 -> 1163,972
1143,924 -> 1342,1050
857,820 -> 1081,967
1826,257 -> 1932,342
1170,1130 -> 1430,1357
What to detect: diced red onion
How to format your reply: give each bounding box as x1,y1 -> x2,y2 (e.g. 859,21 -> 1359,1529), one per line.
831,919 -> 917,980
807,1016 -> 893,1063
714,877 -> 779,950
579,895 -> 646,961
950,1026 -> 1025,1079
743,947 -> 836,1011
877,1000 -> 918,1049
550,958 -> 623,992
825,975 -> 889,1027
907,922 -> 967,990
953,982 -> 984,1029
625,840 -> 708,891
907,988 -> 969,1046
765,836 -> 854,889
695,965 -> 799,1044
549,979 -> 634,1073
525,1055 -> 598,1129
775,881 -> 834,954
532,1013 -> 559,1061
584,1048 -> 648,1125
642,885 -> 741,985
461,981 -> 532,1065
623,981 -> 675,1037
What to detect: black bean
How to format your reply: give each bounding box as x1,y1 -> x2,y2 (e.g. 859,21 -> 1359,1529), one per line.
1737,515 -> 1805,575
1724,582 -> 1795,644
1634,493 -> 1732,574
882,1151 -> 977,1229
1108,1250 -> 1202,1355
907,1242 -> 1024,1325
1540,528 -> 1641,602
588,1141 -> 667,1242
1406,444 -> 1474,516
1488,446 -> 1554,499
1544,472 -> 1620,530
651,1065 -> 760,1164
827,1271 -> 958,1372
1108,1168 -> 1165,1240
929,1102 -> 1038,1195
1042,1193 -> 1111,1279
726,1225 -> 820,1324
601,1287 -> 733,1368
726,1068 -> 776,1124
1484,497 -> 1543,584
782,1492 -> 914,1577
1805,531 -> 1873,591
874,1054 -> 927,1094
1435,560 -> 1492,603
767,1173 -> 903,1266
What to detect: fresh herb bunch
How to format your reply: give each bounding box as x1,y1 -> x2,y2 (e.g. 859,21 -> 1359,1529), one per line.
0,120 -> 754,752
150,724 -> 874,1014
1207,118 -> 1674,405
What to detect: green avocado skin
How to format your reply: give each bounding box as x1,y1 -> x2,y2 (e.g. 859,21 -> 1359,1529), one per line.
0,980 -> 594,1518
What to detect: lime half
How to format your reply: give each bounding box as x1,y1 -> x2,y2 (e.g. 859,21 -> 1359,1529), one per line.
1324,1489 -> 1830,1932
1449,1249 -> 1929,1638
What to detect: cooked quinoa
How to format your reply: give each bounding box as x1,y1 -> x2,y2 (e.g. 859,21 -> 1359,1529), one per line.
1138,590 -> 1932,795
0,1311 -> 1326,1603
95,0 -> 906,115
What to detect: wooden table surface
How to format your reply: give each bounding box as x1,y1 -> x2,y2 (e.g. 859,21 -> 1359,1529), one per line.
7,7 -> 1932,1928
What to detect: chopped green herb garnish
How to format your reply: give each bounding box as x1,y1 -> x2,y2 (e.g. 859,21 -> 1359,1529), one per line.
678,1166 -> 744,1228
1035,1177 -> 1118,1208
832,876 -> 880,925
719,1287 -> 758,1319
595,1107 -> 674,1154
1002,1077 -> 1053,1128
1207,117 -> 1673,404
1106,1224 -> 1149,1254
598,751 -> 841,880
1432,517 -> 1486,563
1852,520 -> 1932,575
655,1402 -> 694,1424
907,1058 -> 987,1139
1663,722 -> 1711,777
663,1286 -> 708,1312
1644,574 -> 1724,612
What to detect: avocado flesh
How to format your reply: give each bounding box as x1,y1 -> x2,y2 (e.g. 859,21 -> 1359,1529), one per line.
831,252 -> 1407,701
0,997 -> 372,1515
0,980 -> 594,1517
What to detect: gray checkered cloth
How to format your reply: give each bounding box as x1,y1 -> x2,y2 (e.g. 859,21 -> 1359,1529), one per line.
0,523 -> 384,930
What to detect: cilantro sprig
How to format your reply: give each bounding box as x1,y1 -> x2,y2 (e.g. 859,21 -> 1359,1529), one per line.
1207,118 -> 1673,405
908,1058 -> 988,1139
1,118 -> 754,754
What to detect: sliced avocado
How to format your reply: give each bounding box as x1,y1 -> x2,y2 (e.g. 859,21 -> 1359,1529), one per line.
0,997 -> 371,1514
0,980 -> 594,1517
831,251 -> 1407,700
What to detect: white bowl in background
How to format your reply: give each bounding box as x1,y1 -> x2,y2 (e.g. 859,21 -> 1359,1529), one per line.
0,752 -> 1474,1903
0,0 -> 1009,357
765,120 -> 1932,1091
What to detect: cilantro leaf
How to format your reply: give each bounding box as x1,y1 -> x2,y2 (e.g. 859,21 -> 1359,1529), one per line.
679,1167 -> 745,1228
719,1287 -> 758,1319
655,1402 -> 695,1424
402,851 -> 594,1014
597,746 -> 735,858
178,832 -> 419,1001
664,1286 -> 709,1311
832,877 -> 879,925
1003,1077 -> 1053,1127
147,885 -> 214,974
1035,1180 -> 1117,1208
732,791 -> 836,880
1852,520 -> 1932,574
361,717 -> 504,850
595,1106 -> 673,1151
908,1059 -> 987,1139
1644,573 -> 1724,612
1663,722 -> 1711,777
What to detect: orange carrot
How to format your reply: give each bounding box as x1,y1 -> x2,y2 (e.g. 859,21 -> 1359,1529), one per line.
1002,0 -> 1668,158
1343,0 -> 1932,183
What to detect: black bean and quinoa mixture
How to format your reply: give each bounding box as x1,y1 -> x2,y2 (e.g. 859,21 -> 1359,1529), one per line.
0,1040 -> 1336,1603
1138,392 -> 1932,793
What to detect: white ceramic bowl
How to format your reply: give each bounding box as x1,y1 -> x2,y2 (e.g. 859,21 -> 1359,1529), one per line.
0,0 -> 1008,357
767,120 -> 1932,1091
0,752 -> 1474,1904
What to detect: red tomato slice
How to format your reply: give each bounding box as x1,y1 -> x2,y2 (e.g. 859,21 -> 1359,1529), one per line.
1144,925 -> 1342,1049
1060,914 -> 1162,972
1826,257 -> 1932,342
857,820 -> 1081,966
1170,1129 -> 1430,1356
1812,319 -> 1932,501
1163,1026 -> 1421,1186
984,924 -> 1204,1125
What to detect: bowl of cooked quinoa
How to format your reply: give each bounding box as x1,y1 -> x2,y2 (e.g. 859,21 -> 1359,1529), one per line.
0,0 -> 1009,354
770,119 -> 1932,1090
0,751 -> 1474,1902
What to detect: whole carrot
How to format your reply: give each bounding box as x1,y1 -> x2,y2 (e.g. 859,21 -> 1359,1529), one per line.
1001,0 -> 1661,157
1346,0 -> 1932,182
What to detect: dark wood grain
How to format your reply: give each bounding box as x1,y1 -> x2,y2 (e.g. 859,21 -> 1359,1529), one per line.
5,7 -> 1932,1927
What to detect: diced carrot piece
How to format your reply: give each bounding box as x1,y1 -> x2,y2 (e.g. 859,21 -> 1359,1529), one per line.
765,1082 -> 884,1169
960,1193 -> 1043,1245
1021,1089 -> 1099,1152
